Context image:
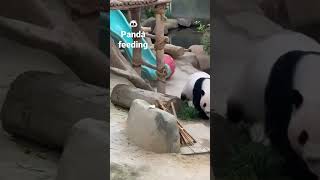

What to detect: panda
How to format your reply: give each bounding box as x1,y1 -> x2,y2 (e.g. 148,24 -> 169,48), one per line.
226,32 -> 320,180
181,71 -> 210,119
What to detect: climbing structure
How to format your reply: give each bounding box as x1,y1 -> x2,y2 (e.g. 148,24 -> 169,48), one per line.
101,0 -> 172,93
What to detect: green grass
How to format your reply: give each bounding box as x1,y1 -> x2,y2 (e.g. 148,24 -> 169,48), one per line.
222,143 -> 287,180
144,8 -> 155,18
217,129 -> 291,180
177,102 -> 200,120
201,27 -> 210,55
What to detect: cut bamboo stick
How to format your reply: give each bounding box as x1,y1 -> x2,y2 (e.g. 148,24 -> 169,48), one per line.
157,101 -> 197,146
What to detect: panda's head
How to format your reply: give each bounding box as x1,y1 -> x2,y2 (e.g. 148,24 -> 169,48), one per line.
288,90 -> 320,178
200,80 -> 210,118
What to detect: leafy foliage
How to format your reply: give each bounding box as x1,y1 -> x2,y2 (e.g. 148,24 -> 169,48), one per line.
218,131 -> 291,180
201,27 -> 210,55
177,101 -> 200,120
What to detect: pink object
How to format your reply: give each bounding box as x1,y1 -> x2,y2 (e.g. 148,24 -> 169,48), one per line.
164,54 -> 175,79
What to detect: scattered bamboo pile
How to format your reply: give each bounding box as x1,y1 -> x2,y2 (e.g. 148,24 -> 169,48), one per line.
157,100 -> 196,146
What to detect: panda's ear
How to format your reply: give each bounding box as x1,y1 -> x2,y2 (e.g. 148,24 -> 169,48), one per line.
201,90 -> 205,96
291,89 -> 303,109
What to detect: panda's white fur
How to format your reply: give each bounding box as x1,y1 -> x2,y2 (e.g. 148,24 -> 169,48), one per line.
226,32 -> 320,179
181,71 -> 210,119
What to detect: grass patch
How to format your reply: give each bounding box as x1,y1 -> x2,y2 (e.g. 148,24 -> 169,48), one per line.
217,128 -> 291,180
177,102 -> 200,120
222,143 -> 287,180
201,27 -> 210,55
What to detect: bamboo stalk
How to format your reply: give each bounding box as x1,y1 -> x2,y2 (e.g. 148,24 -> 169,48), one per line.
171,102 -> 177,117
158,100 -> 197,146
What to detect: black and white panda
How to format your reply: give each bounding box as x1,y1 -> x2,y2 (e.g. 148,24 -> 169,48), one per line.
226,33 -> 320,179
181,71 -> 210,119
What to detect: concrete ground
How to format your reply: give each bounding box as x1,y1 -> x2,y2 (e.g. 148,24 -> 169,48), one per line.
110,58 -> 210,180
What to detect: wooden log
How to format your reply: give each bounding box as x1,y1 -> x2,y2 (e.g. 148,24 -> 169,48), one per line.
1,71 -> 108,149
141,26 -> 152,33
111,84 -> 182,112
164,44 -> 185,58
154,4 -> 167,93
130,8 -> 142,76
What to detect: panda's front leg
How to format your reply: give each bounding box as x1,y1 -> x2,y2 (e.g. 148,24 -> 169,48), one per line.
249,122 -> 270,146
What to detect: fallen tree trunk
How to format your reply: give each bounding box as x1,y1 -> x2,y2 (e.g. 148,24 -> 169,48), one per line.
164,44 -> 185,58
141,26 -> 152,33
1,71 -> 108,149
111,84 -> 182,113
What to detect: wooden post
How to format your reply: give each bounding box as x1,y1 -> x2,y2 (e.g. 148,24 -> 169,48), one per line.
127,10 -> 132,22
154,4 -> 167,93
130,8 -> 142,76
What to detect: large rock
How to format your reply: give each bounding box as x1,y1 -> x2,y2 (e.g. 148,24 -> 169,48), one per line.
197,54 -> 210,71
56,118 -> 108,180
176,52 -> 200,69
189,45 -> 205,55
127,99 -> 180,153
1,71 -> 108,148
177,18 -> 193,27
176,52 -> 198,62
142,17 -> 156,28
188,45 -> 210,70
165,19 -> 179,30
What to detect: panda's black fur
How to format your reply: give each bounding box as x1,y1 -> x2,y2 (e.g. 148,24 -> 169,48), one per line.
193,77 -> 210,119
265,50 -> 320,180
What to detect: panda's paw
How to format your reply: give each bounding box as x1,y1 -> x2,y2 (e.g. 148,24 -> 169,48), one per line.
181,93 -> 187,101
250,123 -> 268,144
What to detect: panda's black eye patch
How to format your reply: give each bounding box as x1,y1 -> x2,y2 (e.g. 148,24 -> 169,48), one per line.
203,103 -> 207,107
291,89 -> 303,109
298,130 -> 309,146
201,90 -> 205,96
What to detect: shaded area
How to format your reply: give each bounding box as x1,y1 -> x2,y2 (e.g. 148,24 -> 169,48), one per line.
212,113 -> 292,180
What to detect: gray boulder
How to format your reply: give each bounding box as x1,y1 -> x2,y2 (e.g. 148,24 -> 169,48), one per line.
177,18 -> 193,27
165,19 -> 179,30
56,118 -> 108,180
127,99 -> 180,153
142,17 -> 156,29
189,45 -> 205,55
